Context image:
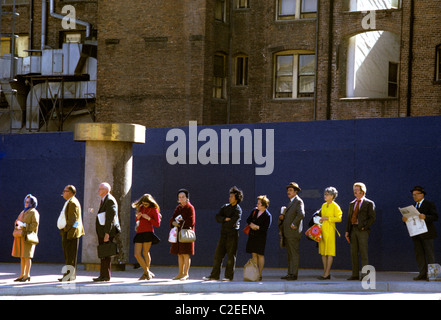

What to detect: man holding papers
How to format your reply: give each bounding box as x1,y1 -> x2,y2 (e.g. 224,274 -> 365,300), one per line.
58,185 -> 84,281
402,186 -> 438,281
93,182 -> 121,282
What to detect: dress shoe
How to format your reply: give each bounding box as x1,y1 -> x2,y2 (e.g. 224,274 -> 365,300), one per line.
14,277 -> 24,282
318,275 -> 331,280
413,275 -> 428,281
19,277 -> 31,282
347,276 -> 359,281
93,277 -> 110,282
285,275 -> 298,281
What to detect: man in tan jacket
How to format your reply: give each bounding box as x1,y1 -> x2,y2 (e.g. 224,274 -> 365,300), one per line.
59,185 -> 85,281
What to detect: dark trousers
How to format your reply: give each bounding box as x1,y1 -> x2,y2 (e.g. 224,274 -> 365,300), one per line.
412,237 -> 435,277
350,226 -> 370,277
209,231 -> 239,280
61,233 -> 79,280
284,234 -> 301,276
98,237 -> 114,279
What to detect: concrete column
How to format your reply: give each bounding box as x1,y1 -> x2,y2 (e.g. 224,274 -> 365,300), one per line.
74,123 -> 145,271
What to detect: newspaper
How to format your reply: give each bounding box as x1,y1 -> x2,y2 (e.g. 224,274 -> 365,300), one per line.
399,205 -> 428,237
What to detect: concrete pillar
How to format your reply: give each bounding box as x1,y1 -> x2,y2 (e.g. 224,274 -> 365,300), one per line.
74,123 -> 145,271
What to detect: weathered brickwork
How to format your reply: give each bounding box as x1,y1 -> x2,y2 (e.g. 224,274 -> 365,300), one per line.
1,0 -> 440,129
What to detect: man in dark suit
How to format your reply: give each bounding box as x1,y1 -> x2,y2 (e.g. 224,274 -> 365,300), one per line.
403,186 -> 438,281
279,182 -> 305,281
345,182 -> 376,280
59,185 -> 85,281
93,182 -> 121,282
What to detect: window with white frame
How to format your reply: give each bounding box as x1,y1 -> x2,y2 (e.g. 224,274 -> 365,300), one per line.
277,0 -> 317,20
274,52 -> 315,99
213,53 -> 227,99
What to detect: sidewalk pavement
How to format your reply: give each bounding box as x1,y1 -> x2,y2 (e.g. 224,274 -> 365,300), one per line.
0,263 -> 440,296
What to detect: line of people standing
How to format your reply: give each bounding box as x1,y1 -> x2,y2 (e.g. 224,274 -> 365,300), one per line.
10,181 -> 438,282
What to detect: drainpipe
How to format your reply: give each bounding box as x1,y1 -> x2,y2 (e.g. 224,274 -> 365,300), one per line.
41,0 -> 46,50
49,0 -> 91,38
313,0 -> 320,121
406,0 -> 414,117
326,0 -> 334,120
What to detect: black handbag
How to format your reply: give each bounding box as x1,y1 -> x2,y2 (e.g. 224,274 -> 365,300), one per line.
97,241 -> 118,259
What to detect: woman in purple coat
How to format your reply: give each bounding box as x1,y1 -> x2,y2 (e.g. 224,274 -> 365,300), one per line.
169,189 -> 195,281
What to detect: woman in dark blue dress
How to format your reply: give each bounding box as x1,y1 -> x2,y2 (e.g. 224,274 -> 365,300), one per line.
245,195 -> 272,280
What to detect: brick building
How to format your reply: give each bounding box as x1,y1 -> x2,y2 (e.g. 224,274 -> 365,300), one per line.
0,0 -> 440,131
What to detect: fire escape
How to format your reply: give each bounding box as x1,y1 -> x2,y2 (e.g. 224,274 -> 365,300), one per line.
0,0 -> 96,133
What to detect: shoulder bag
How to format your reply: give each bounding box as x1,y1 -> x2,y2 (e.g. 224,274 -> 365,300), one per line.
25,231 -> 39,245
178,221 -> 196,243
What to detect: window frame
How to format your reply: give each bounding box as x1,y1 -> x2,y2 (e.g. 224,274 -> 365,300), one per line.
236,0 -> 249,9
213,53 -> 227,99
234,55 -> 249,86
276,0 -> 317,21
215,0 -> 227,22
388,61 -> 399,98
274,50 -> 316,99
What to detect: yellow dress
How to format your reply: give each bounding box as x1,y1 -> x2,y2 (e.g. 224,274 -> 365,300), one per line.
318,202 -> 342,257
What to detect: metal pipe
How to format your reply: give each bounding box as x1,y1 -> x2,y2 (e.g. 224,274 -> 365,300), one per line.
41,0 -> 47,50
49,0 -> 91,38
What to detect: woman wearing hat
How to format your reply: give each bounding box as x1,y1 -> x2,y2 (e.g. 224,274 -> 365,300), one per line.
11,194 -> 40,282
169,189 -> 195,280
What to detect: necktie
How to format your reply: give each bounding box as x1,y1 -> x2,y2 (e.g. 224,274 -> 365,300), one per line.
351,200 -> 360,225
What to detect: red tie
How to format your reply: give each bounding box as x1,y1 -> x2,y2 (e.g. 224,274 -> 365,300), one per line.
351,200 -> 360,225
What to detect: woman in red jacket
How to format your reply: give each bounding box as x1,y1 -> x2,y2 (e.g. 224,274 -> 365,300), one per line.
169,189 -> 195,281
132,194 -> 161,280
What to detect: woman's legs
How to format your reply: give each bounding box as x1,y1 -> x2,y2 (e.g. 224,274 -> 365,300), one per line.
252,253 -> 265,278
23,257 -> 32,278
182,254 -> 191,278
321,255 -> 333,277
134,242 -> 153,279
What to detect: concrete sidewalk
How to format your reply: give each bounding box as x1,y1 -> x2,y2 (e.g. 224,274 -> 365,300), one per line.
0,263 -> 440,296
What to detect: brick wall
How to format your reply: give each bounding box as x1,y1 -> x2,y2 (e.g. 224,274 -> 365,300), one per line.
2,0 -> 440,130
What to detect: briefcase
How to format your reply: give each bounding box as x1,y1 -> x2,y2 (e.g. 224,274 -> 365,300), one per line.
97,241 -> 118,259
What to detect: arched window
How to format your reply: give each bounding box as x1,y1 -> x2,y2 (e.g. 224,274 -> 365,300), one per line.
346,31 -> 400,98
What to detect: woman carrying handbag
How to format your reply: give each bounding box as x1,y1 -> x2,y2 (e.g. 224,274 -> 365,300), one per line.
169,189 -> 195,281
317,187 -> 342,280
245,195 -> 272,281
11,194 -> 40,282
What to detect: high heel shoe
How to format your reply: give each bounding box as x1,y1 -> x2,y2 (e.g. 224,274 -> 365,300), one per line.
14,277 -> 24,282
19,277 -> 31,282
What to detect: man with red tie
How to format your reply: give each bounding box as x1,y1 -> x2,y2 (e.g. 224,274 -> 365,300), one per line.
345,182 -> 376,280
